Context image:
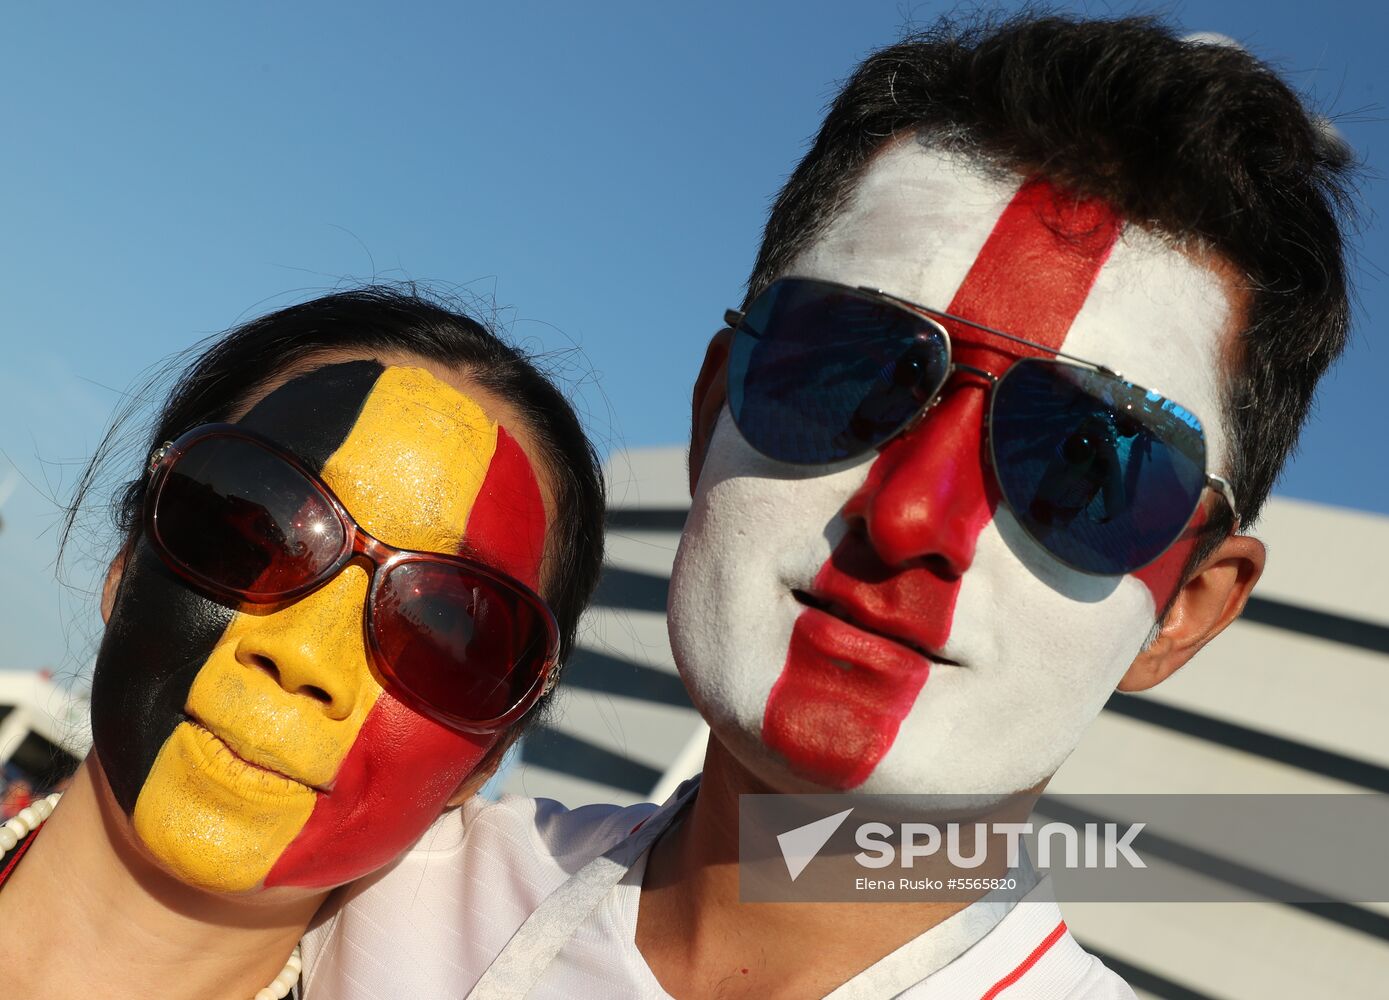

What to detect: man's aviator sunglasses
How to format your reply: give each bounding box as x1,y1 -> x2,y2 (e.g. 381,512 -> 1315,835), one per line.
144,424 -> 560,734
723,276 -> 1239,576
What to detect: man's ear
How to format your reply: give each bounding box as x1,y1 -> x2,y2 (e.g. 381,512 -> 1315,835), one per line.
689,328 -> 732,497
1118,534 -> 1265,692
100,546 -> 134,624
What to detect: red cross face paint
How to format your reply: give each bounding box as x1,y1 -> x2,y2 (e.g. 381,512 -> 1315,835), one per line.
668,142 -> 1237,796
90,361 -> 549,892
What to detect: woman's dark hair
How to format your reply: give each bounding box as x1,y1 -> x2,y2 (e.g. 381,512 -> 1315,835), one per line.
65,285 -> 605,751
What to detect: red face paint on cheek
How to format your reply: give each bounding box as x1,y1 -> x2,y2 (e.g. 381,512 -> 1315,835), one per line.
264,694 -> 493,888
1134,505 -> 1210,611
761,177 -> 1124,789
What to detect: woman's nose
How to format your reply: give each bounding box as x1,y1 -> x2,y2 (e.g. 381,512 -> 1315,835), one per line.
230,564 -> 373,721
840,387 -> 995,576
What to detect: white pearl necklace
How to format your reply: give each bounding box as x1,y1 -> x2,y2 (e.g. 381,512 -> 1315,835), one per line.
0,791 -> 61,851
0,792 -> 303,1000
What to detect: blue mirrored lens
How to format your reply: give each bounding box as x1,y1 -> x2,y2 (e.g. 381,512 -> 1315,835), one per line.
727,278 -> 949,464
991,359 -> 1208,575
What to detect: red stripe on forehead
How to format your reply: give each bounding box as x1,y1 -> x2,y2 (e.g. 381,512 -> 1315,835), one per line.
463,426 -> 547,591
943,176 -> 1123,362
761,177 -> 1124,789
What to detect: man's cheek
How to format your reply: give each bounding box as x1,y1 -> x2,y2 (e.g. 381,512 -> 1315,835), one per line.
91,542 -> 236,814
1134,507 -> 1210,612
264,693 -> 493,889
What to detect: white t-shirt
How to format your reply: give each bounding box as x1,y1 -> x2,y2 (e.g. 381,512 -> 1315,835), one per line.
300,790 -> 1135,999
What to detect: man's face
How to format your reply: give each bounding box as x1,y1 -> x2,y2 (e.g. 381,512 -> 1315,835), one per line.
91,360 -> 549,892
669,142 -> 1238,795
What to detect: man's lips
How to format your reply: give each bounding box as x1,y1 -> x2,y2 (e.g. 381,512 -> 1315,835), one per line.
184,714 -> 328,793
791,588 -> 960,667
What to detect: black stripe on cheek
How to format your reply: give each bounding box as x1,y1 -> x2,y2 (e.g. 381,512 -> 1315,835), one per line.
91,544 -> 238,813
239,360 -> 386,471
91,360 -> 386,814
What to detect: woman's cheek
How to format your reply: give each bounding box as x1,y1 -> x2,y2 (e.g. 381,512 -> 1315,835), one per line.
263,693 -> 494,889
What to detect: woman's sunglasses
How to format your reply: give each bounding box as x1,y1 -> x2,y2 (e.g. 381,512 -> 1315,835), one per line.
723,276 -> 1240,576
144,424 -> 560,734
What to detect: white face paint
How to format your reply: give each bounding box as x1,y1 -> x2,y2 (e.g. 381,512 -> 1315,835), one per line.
668,141 -> 1237,796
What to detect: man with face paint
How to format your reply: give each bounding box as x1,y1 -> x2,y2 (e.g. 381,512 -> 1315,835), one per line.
297,15 -> 1356,1000
0,290 -> 607,999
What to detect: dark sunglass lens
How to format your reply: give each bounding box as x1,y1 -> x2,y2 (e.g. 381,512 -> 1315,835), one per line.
373,562 -> 550,725
728,278 -> 949,464
154,436 -> 346,599
990,360 -> 1208,575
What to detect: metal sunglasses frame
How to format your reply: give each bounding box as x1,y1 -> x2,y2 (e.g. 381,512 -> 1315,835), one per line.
145,423 -> 561,734
723,277 -> 1241,570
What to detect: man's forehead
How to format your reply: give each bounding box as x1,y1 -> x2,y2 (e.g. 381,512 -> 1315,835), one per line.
788,142 -> 1016,304
784,141 -> 1238,468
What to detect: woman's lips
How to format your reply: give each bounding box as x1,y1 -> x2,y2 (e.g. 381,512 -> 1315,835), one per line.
183,716 -> 323,794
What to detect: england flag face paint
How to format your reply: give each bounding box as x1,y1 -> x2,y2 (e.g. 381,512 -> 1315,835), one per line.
668,141 -> 1238,796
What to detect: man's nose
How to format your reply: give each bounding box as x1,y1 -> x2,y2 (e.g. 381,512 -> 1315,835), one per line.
230,565 -> 373,721
840,386 -> 994,575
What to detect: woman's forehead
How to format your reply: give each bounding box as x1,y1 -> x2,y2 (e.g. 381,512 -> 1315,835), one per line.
318,365 -> 498,555
232,351 -> 556,506
237,360 -> 549,587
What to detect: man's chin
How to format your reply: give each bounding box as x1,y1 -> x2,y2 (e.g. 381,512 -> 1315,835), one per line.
705,722 -> 1043,809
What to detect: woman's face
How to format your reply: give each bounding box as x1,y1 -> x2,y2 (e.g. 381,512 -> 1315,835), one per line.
90,359 -> 552,893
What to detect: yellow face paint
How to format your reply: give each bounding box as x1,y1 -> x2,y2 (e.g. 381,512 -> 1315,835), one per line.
132,365 -> 500,892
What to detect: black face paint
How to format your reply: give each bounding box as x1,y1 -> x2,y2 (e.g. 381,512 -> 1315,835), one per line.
91,360 -> 386,814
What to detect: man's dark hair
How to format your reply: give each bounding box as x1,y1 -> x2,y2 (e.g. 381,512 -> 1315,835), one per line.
747,13 -> 1357,540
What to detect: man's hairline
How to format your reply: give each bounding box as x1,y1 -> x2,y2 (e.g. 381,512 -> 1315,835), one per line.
756,130 -> 1254,469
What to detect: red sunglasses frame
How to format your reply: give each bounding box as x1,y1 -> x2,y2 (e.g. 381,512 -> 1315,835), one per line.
144,423 -> 561,734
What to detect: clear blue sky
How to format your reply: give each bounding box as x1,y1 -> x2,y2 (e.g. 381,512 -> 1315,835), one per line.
1,1 -> 1384,671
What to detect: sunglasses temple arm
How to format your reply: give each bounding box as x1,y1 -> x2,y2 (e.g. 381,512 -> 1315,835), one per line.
1206,474 -> 1241,532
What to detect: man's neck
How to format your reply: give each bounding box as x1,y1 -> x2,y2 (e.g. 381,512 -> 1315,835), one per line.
0,757 -> 322,1000
636,736 -> 987,1000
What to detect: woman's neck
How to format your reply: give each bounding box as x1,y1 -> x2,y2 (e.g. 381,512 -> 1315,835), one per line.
0,757 -> 324,1000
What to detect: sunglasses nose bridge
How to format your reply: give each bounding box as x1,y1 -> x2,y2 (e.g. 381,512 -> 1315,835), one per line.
346,527 -> 404,576
895,362 -> 997,442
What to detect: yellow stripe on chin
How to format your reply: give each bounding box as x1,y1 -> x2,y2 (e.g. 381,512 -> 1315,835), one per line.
133,721 -> 316,891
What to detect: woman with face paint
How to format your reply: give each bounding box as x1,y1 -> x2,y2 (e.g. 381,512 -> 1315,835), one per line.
0,288 -> 605,1000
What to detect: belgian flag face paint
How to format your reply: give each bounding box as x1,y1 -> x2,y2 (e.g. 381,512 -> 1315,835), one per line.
91,361 -> 549,892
